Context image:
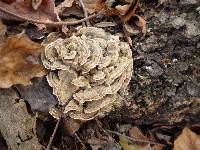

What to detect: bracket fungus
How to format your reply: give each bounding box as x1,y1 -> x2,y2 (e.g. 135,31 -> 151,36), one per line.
42,27 -> 133,120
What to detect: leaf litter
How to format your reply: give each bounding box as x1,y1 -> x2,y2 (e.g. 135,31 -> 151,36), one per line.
0,21 -> 47,88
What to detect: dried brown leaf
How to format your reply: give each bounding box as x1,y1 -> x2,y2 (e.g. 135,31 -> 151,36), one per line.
82,0 -> 97,14
56,0 -> 75,14
124,126 -> 162,149
0,22 -> 47,88
173,128 -> 200,150
0,0 -> 58,28
58,2 -> 84,18
88,131 -> 115,150
95,0 -> 121,16
57,0 -> 97,17
95,0 -> 146,39
96,0 -> 140,22
129,126 -> 150,141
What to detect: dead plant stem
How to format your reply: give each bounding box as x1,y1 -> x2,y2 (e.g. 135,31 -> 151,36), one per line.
78,0 -> 90,26
45,96 -> 74,150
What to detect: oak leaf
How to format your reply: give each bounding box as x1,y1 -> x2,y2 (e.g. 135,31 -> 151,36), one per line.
0,22 -> 47,88
174,128 -> 200,150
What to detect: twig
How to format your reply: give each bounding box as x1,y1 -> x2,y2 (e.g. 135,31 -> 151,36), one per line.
78,0 -> 90,26
95,119 -> 120,146
106,129 -> 165,146
74,133 -> 86,149
95,119 -> 111,137
45,95 -> 74,150
0,7 -> 103,26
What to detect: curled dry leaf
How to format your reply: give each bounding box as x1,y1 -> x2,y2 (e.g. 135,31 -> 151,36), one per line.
174,128 -> 200,150
96,0 -> 146,38
0,0 -> 58,28
0,22 -> 47,88
42,27 -> 133,120
125,14 -> 147,38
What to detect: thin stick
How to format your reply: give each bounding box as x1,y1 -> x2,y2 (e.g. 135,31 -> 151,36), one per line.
0,7 -> 103,26
107,129 -> 165,146
78,0 -> 90,26
45,96 -> 74,150
74,133 -> 86,149
95,119 -> 110,137
95,119 -> 120,146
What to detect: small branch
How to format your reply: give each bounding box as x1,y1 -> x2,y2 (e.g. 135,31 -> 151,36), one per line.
0,7 -> 104,26
95,119 -> 111,137
45,96 -> 74,150
78,0 -> 90,26
107,129 -> 165,146
74,133 -> 86,149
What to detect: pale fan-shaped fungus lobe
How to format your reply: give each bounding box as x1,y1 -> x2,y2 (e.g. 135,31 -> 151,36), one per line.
42,27 -> 133,120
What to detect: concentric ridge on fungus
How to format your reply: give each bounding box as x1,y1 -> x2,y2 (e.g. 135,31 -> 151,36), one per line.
42,27 -> 133,120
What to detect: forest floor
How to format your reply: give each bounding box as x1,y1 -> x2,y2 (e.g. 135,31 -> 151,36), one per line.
0,0 -> 200,150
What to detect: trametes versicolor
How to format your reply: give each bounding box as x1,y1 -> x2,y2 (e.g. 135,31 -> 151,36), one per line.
41,27 -> 133,120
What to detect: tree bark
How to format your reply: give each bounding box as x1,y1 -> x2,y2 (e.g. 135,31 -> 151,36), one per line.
106,0 -> 200,124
